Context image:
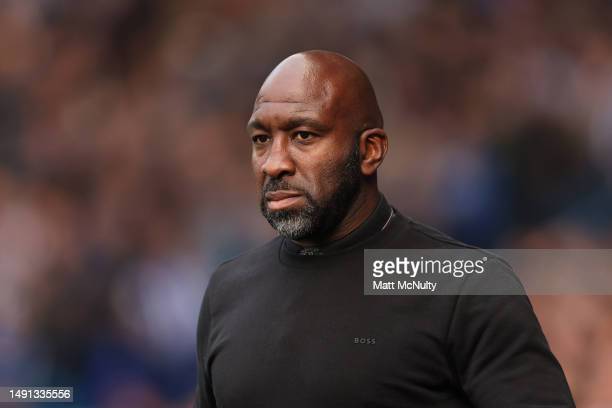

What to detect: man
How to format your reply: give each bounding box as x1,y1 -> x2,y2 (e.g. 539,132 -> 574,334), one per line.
194,50 -> 575,407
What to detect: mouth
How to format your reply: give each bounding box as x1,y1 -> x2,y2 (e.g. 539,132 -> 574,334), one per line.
265,190 -> 305,211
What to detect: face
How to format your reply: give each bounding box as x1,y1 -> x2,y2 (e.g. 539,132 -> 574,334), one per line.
248,65 -> 363,241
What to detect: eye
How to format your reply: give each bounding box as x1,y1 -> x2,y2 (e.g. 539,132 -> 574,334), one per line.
294,131 -> 314,142
252,134 -> 270,145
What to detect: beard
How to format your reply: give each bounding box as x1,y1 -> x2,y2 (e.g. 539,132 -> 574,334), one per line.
259,141 -> 362,241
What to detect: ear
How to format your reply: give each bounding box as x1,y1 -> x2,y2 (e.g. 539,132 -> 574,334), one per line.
359,128 -> 388,176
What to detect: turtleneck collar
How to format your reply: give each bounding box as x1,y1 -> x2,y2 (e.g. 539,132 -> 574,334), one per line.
279,193 -> 395,266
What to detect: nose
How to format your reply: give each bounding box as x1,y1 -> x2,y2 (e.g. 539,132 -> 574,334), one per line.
261,136 -> 295,179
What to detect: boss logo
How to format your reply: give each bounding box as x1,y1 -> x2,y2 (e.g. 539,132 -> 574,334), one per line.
354,337 -> 376,345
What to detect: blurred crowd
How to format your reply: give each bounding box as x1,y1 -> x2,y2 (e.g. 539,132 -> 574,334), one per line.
0,0 -> 611,406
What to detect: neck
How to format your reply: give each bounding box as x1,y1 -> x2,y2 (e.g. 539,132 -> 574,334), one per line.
293,185 -> 381,248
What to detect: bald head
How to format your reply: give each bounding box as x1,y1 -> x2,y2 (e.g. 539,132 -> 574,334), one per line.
255,50 -> 383,131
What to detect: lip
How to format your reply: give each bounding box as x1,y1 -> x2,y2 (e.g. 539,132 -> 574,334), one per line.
265,190 -> 304,210
265,190 -> 302,201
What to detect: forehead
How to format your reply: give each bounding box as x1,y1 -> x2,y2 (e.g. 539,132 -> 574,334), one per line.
257,55 -> 330,100
250,101 -> 323,125
249,93 -> 336,130
250,58 -> 337,125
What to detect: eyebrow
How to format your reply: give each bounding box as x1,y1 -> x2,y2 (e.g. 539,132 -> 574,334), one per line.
280,117 -> 331,132
246,119 -> 268,132
246,117 -> 331,133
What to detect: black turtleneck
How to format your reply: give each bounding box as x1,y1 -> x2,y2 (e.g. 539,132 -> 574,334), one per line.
281,194 -> 395,264
195,195 -> 575,408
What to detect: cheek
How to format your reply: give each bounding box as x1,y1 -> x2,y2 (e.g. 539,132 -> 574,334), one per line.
301,152 -> 345,200
252,154 -> 264,184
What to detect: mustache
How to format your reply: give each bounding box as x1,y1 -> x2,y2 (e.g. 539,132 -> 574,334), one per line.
262,178 -> 306,195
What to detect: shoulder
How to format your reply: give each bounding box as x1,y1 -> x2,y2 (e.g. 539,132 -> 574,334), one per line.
388,211 -> 520,290
389,210 -> 480,250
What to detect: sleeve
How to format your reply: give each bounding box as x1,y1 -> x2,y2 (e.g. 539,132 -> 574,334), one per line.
194,284 -> 217,408
446,260 -> 575,407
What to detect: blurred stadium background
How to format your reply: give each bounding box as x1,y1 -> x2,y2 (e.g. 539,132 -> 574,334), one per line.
1,0 -> 611,406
